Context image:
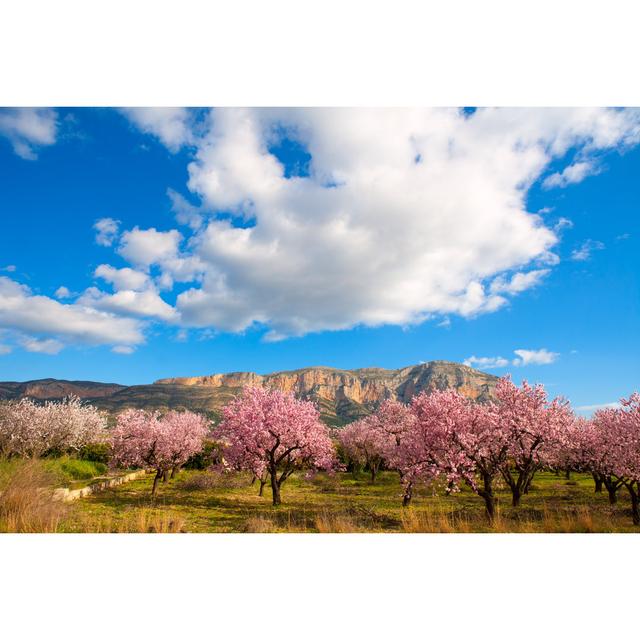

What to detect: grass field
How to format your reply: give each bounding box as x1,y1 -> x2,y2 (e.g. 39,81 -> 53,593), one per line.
53,469 -> 638,533
2,461 -> 639,533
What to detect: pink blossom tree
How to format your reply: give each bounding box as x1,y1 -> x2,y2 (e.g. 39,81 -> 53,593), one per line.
337,416 -> 387,483
111,408 -> 209,495
407,389 -> 509,520
592,394 -> 640,522
217,387 -> 337,505
0,396 -> 107,458
495,377 -> 574,507
373,399 -> 418,504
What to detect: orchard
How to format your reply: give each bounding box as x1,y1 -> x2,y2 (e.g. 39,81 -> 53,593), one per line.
1,380 -> 640,531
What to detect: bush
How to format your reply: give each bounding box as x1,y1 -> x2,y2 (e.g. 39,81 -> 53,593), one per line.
183,440 -> 221,470
59,458 -> 107,480
78,442 -> 111,464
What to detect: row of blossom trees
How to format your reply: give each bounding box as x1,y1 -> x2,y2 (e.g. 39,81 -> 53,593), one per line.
111,409 -> 210,495
0,396 -> 107,457
338,379 -> 640,524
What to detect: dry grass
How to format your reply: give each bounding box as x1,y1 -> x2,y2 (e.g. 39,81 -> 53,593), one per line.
72,508 -> 187,533
401,508 -> 474,533
0,460 -> 67,533
315,510 -> 361,533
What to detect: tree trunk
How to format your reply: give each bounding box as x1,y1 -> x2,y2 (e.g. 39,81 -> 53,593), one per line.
479,473 -> 496,522
607,486 -> 618,505
170,466 -> 177,479
565,470 -> 571,480
259,479 -> 266,497
151,469 -> 163,496
370,467 -> 377,484
592,473 -> 603,493
512,486 -> 521,507
270,465 -> 281,506
631,493 -> 640,526
402,482 -> 413,507
625,484 -> 640,525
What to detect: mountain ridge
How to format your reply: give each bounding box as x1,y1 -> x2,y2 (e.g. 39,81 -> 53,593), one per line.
0,361 -> 498,426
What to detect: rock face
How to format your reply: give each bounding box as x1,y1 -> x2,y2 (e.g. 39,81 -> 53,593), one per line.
0,361 -> 498,426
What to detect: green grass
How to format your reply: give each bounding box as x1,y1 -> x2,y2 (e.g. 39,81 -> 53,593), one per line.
0,456 -> 108,490
63,469 -> 640,533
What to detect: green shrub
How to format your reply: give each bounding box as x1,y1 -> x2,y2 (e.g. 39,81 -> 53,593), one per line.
184,440 -> 221,470
59,458 -> 107,480
78,442 -> 111,464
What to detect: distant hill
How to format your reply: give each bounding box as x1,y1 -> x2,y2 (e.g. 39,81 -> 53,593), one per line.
0,361 -> 498,426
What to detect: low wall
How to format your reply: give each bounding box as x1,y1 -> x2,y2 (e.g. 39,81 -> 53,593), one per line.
53,469 -> 148,502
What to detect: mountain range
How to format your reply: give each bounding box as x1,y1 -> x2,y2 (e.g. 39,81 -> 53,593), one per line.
0,360 -> 498,426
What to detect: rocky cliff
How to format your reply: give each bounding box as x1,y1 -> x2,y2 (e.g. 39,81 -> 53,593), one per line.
0,361 -> 498,426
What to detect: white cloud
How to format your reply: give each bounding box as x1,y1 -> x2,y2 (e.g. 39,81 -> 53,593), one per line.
155,107 -> 640,338
512,348 -> 559,366
0,108 -> 57,160
78,287 -> 178,321
94,218 -> 120,247
121,108 -> 194,152
0,344 -> 12,355
616,233 -> 630,241
94,264 -> 150,291
118,227 -> 183,266
490,269 -> 550,295
465,348 -> 559,370
54,286 -> 72,299
21,337 -> 64,355
0,276 -> 144,352
463,356 -> 510,370
554,217 -> 573,233
112,345 -> 135,355
543,160 -> 598,189
1,265 -> 17,273
168,188 -> 204,230
571,239 -> 605,261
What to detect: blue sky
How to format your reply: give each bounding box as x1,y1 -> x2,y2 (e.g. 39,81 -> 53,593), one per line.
0,107 -> 638,411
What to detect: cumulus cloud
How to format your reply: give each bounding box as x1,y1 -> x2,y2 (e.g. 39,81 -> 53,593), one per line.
0,108 -> 58,160
465,348 -> 559,370
94,264 -> 150,291
78,287 -> 178,321
21,337 -> 64,355
94,218 -> 120,247
164,107 -> 639,337
512,348 -> 559,366
112,345 -> 135,355
54,286 -> 72,299
490,269 -> 550,295
543,161 -> 598,189
571,239 -> 605,261
168,188 -> 204,230
0,276 -> 144,352
117,227 -> 183,266
121,108 -> 194,152
463,356 -> 510,370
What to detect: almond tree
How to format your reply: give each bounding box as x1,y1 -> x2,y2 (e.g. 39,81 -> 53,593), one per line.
217,387 -> 337,505
495,377 -> 574,507
592,394 -> 640,522
408,389 -> 509,521
338,416 -> 387,483
373,399 -> 417,504
111,408 -> 209,495
0,396 -> 107,458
